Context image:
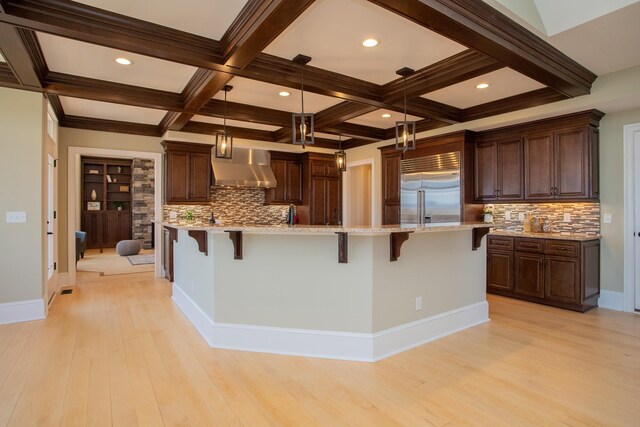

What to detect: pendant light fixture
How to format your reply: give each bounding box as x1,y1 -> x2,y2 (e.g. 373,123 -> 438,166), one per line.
215,85 -> 233,159
395,67 -> 416,152
335,136 -> 346,172
292,54 -> 314,148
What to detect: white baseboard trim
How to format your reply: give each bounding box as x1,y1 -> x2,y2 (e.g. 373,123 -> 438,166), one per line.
0,299 -> 46,325
598,290 -> 625,311
172,283 -> 489,362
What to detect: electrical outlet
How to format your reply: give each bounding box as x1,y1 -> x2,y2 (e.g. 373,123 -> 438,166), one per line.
563,213 -> 571,222
415,296 -> 422,311
505,211 -> 511,221
518,212 -> 524,221
604,213 -> 612,224
6,212 -> 27,223
169,211 -> 177,219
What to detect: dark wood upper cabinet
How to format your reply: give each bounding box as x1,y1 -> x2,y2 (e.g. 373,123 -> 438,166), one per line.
265,151 -> 303,205
524,132 -> 555,199
475,110 -> 603,203
163,141 -> 211,204
381,150 -> 401,225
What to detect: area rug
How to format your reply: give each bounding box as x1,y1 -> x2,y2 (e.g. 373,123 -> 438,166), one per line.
127,254 -> 155,265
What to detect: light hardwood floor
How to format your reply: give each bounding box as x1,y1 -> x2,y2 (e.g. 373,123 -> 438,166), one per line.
77,248 -> 155,276
0,272 -> 638,426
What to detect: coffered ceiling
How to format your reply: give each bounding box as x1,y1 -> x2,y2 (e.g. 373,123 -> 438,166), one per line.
0,0 -> 636,149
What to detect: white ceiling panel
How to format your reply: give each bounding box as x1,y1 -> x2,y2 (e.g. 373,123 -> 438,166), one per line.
264,0 -> 467,84
0,52 -> 4,62
347,109 -> 422,128
213,77 -> 340,113
423,68 -> 546,109
72,0 -> 248,40
192,115 -> 280,132
38,32 -> 196,93
60,97 -> 166,125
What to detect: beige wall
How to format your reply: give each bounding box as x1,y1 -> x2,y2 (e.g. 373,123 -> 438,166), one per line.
57,128 -> 163,271
0,88 -> 44,303
347,164 -> 372,226
598,108 -> 640,292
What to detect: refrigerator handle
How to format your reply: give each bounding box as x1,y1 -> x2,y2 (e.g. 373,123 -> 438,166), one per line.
417,190 -> 425,225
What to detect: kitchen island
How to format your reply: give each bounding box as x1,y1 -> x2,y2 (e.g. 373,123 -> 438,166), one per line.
166,222 -> 491,361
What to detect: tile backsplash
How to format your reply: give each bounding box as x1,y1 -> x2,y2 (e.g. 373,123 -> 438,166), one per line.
491,202 -> 600,235
163,187 -> 289,225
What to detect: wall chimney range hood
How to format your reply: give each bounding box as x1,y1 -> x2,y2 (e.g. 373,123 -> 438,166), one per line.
211,147 -> 277,188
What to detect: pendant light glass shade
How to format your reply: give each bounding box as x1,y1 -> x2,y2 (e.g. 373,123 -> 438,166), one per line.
335,136 -> 346,172
292,54 -> 314,147
215,85 -> 233,159
395,67 -> 416,152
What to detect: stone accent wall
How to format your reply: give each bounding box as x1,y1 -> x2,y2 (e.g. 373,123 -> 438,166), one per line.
131,158 -> 155,248
163,187 -> 288,225
491,202 -> 600,235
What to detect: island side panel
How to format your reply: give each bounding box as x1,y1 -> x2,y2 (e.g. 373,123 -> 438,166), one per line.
372,229 -> 488,332
212,233 -> 374,333
173,229 -> 215,319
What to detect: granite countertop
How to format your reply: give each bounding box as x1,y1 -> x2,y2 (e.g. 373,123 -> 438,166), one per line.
489,229 -> 601,241
162,221 -> 491,235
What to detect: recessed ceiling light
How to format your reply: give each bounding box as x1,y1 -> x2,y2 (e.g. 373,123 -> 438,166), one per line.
278,91 -> 290,97
115,57 -> 133,66
381,113 -> 391,118
476,83 -> 490,89
362,38 -> 379,48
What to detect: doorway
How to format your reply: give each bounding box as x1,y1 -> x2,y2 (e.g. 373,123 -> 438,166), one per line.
344,160 -> 374,227
624,122 -> 640,312
67,147 -> 163,285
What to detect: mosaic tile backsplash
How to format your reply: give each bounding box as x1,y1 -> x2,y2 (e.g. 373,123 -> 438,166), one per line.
491,202 -> 600,235
163,187 -> 289,225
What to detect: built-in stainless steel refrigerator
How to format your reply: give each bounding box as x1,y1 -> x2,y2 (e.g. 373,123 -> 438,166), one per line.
400,151 -> 461,225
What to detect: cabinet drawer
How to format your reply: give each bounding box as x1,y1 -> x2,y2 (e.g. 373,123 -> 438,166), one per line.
515,238 -> 543,253
545,240 -> 580,257
488,236 -> 514,251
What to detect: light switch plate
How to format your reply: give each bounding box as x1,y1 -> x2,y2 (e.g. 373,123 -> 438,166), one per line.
563,213 -> 571,222
604,213 -> 612,224
6,212 -> 27,223
505,211 -> 511,220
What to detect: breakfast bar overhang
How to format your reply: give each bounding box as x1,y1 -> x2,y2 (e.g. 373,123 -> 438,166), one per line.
168,223 -> 490,362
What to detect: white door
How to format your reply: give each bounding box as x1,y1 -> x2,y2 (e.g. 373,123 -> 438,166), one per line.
634,129 -> 640,310
47,155 -> 54,278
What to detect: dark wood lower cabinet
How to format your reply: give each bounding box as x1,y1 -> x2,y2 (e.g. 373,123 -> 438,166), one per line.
83,211 -> 131,248
514,253 -> 544,298
163,227 -> 174,282
486,235 -> 600,312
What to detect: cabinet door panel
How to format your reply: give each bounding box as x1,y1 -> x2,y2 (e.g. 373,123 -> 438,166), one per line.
514,252 -> 544,297
190,152 -> 211,201
384,203 -> 400,225
105,211 -> 119,246
326,177 -> 341,225
383,153 -> 401,202
545,256 -> 580,303
269,159 -> 287,203
487,251 -> 513,292
118,212 -> 132,242
524,133 -> 554,199
286,161 -> 303,204
310,177 -> 327,225
590,127 -> 599,198
166,151 -> 189,202
311,162 -> 327,177
474,141 -> 497,200
555,127 -> 587,198
498,138 -> 523,200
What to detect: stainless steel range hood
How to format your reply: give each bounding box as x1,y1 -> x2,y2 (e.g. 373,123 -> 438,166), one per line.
211,147 -> 277,188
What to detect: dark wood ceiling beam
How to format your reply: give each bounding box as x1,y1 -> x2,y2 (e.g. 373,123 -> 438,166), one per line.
314,102 -> 379,129
367,0 -> 596,97
44,72 -> 185,111
0,62 -> 20,87
462,87 -> 567,122
382,49 -> 503,103
61,115 -> 162,137
166,0 -> 316,132
320,122 -> 386,141
46,93 -> 64,119
0,22 -> 42,87
201,99 -> 290,127
395,98 -> 462,124
0,0 -> 224,69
